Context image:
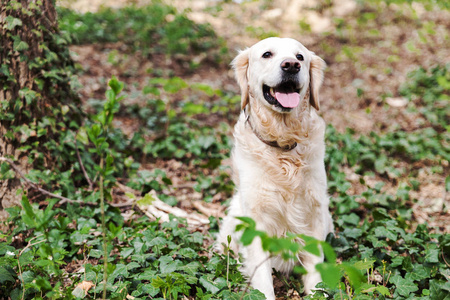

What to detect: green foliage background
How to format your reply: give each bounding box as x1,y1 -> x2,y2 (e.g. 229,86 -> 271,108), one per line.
0,0 -> 449,299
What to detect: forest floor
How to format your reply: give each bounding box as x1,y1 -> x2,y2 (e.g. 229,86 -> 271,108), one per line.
60,0 -> 449,234
50,4 -> 448,266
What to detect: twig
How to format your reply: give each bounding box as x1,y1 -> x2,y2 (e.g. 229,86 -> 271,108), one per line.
240,255 -> 273,300
109,201 -> 135,208
17,234 -> 45,299
99,157 -> 108,300
0,156 -> 91,205
75,139 -> 93,190
192,200 -> 224,218
442,248 -> 450,268
137,190 -> 209,229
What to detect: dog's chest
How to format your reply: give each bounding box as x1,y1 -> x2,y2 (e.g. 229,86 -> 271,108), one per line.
235,148 -> 317,234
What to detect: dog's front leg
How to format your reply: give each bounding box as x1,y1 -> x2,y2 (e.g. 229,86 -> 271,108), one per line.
243,236 -> 275,300
301,251 -> 324,294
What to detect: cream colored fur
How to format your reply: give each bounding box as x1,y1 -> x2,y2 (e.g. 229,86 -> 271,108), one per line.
217,37 -> 333,299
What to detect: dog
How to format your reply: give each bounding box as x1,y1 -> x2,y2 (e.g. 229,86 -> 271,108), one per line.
217,37 -> 334,299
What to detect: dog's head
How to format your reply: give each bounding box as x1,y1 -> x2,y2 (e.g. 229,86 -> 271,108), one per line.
232,37 -> 326,113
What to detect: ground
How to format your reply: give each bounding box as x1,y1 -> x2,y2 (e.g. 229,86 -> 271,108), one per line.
1,1 -> 448,298
60,0 -> 449,233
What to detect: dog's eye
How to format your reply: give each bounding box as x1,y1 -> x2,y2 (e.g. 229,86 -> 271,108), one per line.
262,51 -> 272,59
296,54 -> 304,61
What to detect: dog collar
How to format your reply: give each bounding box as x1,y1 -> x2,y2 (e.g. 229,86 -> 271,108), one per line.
245,114 -> 297,151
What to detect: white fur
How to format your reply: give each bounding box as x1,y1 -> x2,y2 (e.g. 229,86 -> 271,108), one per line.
217,38 -> 333,299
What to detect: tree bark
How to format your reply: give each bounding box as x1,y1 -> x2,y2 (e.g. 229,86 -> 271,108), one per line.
0,0 -> 81,218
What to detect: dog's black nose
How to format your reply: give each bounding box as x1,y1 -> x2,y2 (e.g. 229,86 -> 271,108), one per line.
281,59 -> 300,74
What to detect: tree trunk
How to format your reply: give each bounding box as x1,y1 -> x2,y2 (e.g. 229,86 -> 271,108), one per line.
0,0 -> 81,219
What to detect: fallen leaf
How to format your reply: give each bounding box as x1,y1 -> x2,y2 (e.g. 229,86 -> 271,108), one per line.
72,281 -> 94,298
386,97 -> 408,107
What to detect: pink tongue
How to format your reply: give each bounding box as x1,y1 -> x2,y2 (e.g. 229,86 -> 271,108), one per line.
275,92 -> 300,108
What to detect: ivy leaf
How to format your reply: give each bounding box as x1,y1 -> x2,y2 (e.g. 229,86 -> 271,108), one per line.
77,127 -> 89,145
374,226 -> 397,241
120,247 -> 134,259
0,266 -> 16,284
137,192 -> 155,206
199,275 -> 220,294
390,275 -> 418,297
5,16 -> 22,30
376,285 -> 391,296
406,264 -> 430,281
425,247 -> 439,263
180,261 -> 201,275
109,264 -> 128,282
352,259 -> 375,271
159,256 -> 181,274
242,290 -> 267,300
430,280 -> 450,300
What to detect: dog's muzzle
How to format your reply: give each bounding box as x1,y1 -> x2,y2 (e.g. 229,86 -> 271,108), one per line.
262,80 -> 301,111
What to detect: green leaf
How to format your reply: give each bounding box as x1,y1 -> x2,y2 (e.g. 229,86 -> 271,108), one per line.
303,242 -> 321,257
137,192 -> 155,206
341,263 -> 365,289
77,127 -> 89,145
120,247 -> 134,258
240,228 -> 260,246
108,76 -> 124,95
242,289 -> 269,300
5,16 -> 22,30
13,38 -> 29,51
199,276 -> 220,294
235,216 -> 256,228
376,285 -> 391,296
151,276 -> 167,289
425,247 -> 439,263
0,266 -> 16,283
430,280 -> 450,300
148,236 -> 167,247
374,226 -> 397,241
163,77 -> 187,93
390,275 -> 418,297
182,103 -> 208,115
406,264 -> 430,281
180,261 -> 201,275
21,196 -> 36,227
109,264 -> 128,282
159,257 -> 181,274
352,259 -> 375,271
316,263 -> 341,288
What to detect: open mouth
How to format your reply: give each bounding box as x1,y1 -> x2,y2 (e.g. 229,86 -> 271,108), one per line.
262,81 -> 301,111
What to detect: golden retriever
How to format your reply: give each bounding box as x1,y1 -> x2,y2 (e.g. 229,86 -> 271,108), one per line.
217,37 -> 333,299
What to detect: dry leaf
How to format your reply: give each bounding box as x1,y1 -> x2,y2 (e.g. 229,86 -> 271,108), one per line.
386,97 -> 408,107
72,281 -> 94,298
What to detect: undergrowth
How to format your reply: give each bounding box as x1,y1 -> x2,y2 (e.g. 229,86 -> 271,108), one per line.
1,63 -> 448,299
0,2 -> 449,300
57,2 -> 227,65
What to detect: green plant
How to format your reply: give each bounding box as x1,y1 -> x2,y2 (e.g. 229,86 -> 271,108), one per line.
399,64 -> 450,130
57,3 -> 226,60
235,217 -> 364,296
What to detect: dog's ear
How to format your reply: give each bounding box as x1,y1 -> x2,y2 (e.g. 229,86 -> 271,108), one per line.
309,53 -> 326,111
231,48 -> 250,110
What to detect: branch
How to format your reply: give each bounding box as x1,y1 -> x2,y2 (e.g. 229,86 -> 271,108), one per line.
0,156 -> 89,205
240,255 -> 273,300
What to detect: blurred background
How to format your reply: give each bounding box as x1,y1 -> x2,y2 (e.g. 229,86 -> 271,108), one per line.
55,0 -> 449,229
1,0 -> 448,298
